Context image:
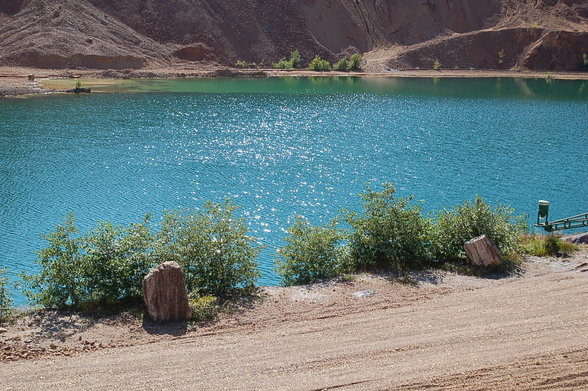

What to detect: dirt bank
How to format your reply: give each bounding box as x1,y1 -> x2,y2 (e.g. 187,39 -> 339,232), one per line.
1,0 -> 587,72
1,248 -> 587,390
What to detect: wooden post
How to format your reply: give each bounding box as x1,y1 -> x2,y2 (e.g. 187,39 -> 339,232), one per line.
464,234 -> 504,267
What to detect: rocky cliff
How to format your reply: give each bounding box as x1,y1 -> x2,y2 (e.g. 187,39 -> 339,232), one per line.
1,0 -> 587,71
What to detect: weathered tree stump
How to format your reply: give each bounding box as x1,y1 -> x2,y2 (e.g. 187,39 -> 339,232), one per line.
142,261 -> 191,322
464,234 -> 504,267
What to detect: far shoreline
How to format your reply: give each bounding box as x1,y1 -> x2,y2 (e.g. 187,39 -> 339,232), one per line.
1,65 -> 588,97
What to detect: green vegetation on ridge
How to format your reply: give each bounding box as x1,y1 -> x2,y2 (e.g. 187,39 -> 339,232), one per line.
256,50 -> 362,72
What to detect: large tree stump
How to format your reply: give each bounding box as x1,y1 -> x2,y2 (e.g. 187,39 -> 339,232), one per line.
143,261 -> 191,322
464,234 -> 504,267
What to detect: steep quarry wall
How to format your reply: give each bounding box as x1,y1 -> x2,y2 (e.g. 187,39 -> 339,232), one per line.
300,0 -> 502,52
0,0 -> 587,71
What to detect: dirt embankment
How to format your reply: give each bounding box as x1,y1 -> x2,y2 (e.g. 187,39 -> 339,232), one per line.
1,248 -> 587,390
0,0 -> 587,72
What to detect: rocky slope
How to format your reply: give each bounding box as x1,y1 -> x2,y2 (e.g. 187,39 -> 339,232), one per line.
1,0 -> 587,71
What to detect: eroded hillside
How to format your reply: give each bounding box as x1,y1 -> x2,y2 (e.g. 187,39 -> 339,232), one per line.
0,0 -> 587,71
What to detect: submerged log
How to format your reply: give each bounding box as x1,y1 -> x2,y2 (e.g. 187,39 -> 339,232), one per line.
464,234 -> 504,267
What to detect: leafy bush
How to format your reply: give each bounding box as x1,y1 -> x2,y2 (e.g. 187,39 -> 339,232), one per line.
22,201 -> 261,309
0,267 -> 13,322
272,50 -> 302,70
21,213 -> 85,309
433,196 -> 525,262
21,200 -> 261,311
276,217 -> 346,285
21,213 -> 155,310
331,54 -> 361,72
349,53 -> 362,71
433,59 -> 442,71
289,50 -> 302,69
272,58 -> 292,69
308,55 -> 331,71
156,199 -> 261,298
188,293 -> 219,321
80,218 -> 155,308
346,183 -> 433,271
334,57 -> 350,71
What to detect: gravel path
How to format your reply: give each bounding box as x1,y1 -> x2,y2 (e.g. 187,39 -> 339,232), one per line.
1,254 -> 587,390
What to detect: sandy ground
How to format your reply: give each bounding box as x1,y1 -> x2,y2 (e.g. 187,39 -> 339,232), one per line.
1,248 -> 587,390
2,66 -> 588,97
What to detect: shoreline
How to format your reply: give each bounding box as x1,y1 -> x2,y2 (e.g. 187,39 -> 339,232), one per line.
1,66 -> 588,97
1,247 -> 587,389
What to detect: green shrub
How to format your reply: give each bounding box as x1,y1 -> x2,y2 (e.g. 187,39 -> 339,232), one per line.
0,267 -> 13,322
188,293 -> 219,321
308,55 -> 331,71
543,235 -> 561,255
156,199 -> 261,298
272,50 -> 302,70
520,235 -> 548,256
21,213 -> 85,309
276,217 -> 346,285
349,53 -> 362,71
433,196 -> 524,262
433,59 -> 442,71
289,50 -> 302,69
21,200 -> 261,311
521,234 -> 578,257
334,57 -> 350,71
272,58 -> 292,70
346,183 -> 433,271
80,218 -> 155,308
235,60 -> 256,69
21,213 -> 155,310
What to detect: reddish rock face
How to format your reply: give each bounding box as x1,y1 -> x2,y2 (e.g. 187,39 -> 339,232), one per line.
142,262 -> 191,322
0,0 -> 25,15
0,0 -> 586,70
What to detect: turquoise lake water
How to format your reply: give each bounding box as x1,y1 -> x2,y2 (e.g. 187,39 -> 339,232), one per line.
1,77 -> 587,304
